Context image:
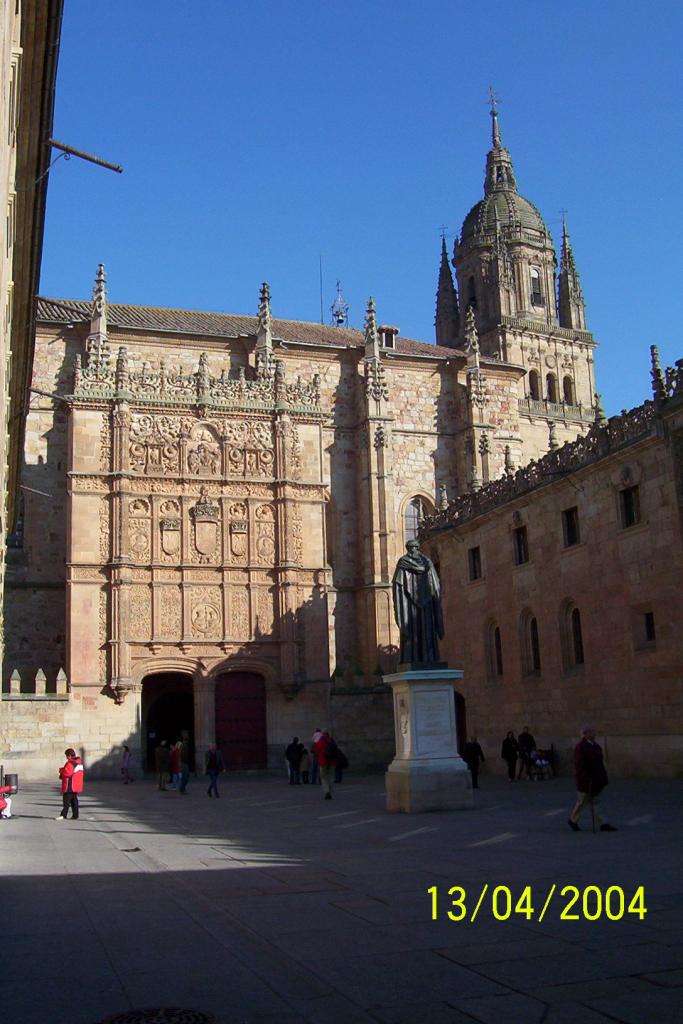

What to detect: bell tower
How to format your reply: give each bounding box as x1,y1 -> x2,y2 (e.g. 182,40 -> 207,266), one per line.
437,95 -> 600,463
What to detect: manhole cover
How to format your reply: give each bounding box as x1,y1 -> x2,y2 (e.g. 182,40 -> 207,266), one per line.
99,1011 -> 216,1024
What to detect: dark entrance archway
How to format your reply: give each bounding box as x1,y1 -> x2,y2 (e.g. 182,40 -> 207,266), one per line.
214,671 -> 267,770
142,672 -> 195,771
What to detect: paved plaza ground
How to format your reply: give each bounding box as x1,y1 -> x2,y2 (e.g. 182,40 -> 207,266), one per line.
2,771 -> 682,1024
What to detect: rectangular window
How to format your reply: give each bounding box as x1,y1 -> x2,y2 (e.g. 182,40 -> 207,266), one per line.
513,525 -> 529,565
620,486 -> 640,528
468,546 -> 482,581
644,611 -> 656,643
562,506 -> 580,547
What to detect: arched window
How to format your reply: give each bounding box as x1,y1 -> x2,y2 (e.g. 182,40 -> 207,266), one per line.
468,275 -> 477,309
563,375 -> 575,405
560,600 -> 585,671
572,608 -> 585,665
528,369 -> 540,400
530,267 -> 543,306
485,621 -> 504,680
520,609 -> 542,675
546,373 -> 558,403
403,496 -> 433,545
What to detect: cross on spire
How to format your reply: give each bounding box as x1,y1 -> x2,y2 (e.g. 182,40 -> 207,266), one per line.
488,86 -> 502,147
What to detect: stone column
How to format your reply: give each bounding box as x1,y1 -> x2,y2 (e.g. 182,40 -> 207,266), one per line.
193,671 -> 216,772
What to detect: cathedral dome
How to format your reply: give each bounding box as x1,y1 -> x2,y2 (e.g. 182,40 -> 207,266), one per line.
461,190 -> 548,243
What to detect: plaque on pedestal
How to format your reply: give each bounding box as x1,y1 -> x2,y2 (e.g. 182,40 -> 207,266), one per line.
384,668 -> 472,813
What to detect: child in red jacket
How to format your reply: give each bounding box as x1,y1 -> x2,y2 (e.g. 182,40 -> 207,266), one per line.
0,784 -> 12,818
56,748 -> 84,821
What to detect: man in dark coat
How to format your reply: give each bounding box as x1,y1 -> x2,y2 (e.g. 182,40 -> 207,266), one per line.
463,736 -> 485,789
392,540 -> 444,665
568,726 -> 617,832
285,737 -> 305,785
517,725 -> 536,780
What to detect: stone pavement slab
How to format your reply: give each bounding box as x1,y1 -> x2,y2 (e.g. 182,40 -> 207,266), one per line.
2,774 -> 682,1024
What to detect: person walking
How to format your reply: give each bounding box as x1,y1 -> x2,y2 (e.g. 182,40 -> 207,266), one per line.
568,726 -> 617,832
463,736 -> 485,789
155,739 -> 170,790
56,748 -> 84,820
517,725 -> 537,780
205,743 -> 224,797
169,741 -> 182,790
310,728 -> 323,784
313,730 -> 337,800
121,745 -> 134,785
501,731 -> 519,781
285,736 -> 304,784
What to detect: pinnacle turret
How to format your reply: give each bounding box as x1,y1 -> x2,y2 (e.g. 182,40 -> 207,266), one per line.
435,236 -> 460,346
255,281 -> 273,375
86,263 -> 109,370
558,217 -> 586,330
364,296 -> 380,361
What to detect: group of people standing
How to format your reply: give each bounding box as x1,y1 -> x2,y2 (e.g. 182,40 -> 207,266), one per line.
500,726 -> 541,781
285,729 -> 349,800
153,737 -> 193,794
461,727 -> 545,789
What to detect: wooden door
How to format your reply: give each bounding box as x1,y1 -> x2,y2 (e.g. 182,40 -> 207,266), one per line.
214,672 -> 267,769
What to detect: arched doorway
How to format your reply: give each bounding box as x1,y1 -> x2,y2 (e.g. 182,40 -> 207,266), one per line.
142,672 -> 195,771
214,671 -> 267,770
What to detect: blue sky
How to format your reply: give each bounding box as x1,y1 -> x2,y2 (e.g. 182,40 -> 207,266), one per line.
41,1 -> 682,414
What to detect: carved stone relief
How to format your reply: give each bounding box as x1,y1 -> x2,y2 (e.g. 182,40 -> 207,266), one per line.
228,500 -> 248,562
291,504 -> 303,565
187,425 -> 220,475
190,487 -> 220,564
99,500 -> 110,561
100,414 -> 112,473
158,587 -> 182,639
129,518 -> 151,563
255,502 -> 276,563
231,590 -> 250,639
190,585 -> 222,639
129,586 -> 152,639
255,587 -> 274,636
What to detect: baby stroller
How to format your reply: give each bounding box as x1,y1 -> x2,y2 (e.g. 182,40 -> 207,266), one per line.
529,750 -> 553,781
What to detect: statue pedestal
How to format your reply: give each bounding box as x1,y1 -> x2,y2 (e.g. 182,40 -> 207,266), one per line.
384,668 -> 472,813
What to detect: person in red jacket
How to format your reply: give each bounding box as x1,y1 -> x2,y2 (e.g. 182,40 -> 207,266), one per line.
56,748 -> 84,821
568,727 -> 616,832
0,784 -> 12,818
313,730 -> 338,801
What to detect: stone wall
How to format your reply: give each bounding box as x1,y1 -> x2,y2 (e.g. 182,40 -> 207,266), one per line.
427,393 -> 683,777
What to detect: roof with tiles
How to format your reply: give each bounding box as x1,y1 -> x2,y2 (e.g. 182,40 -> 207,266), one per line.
36,296 -> 463,360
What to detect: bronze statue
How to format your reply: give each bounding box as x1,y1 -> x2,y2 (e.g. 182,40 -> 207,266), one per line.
392,540 -> 444,666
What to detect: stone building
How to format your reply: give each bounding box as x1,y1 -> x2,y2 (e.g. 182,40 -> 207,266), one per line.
2,108 -> 606,778
424,351 -> 683,777
0,1 -> 62,663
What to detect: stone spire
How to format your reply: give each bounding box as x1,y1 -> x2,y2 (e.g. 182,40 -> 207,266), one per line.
364,296 -> 380,362
484,97 -> 517,197
435,236 -> 460,347
650,344 -> 666,402
255,281 -> 274,376
558,216 -> 586,329
464,304 -> 479,358
86,263 -> 110,369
